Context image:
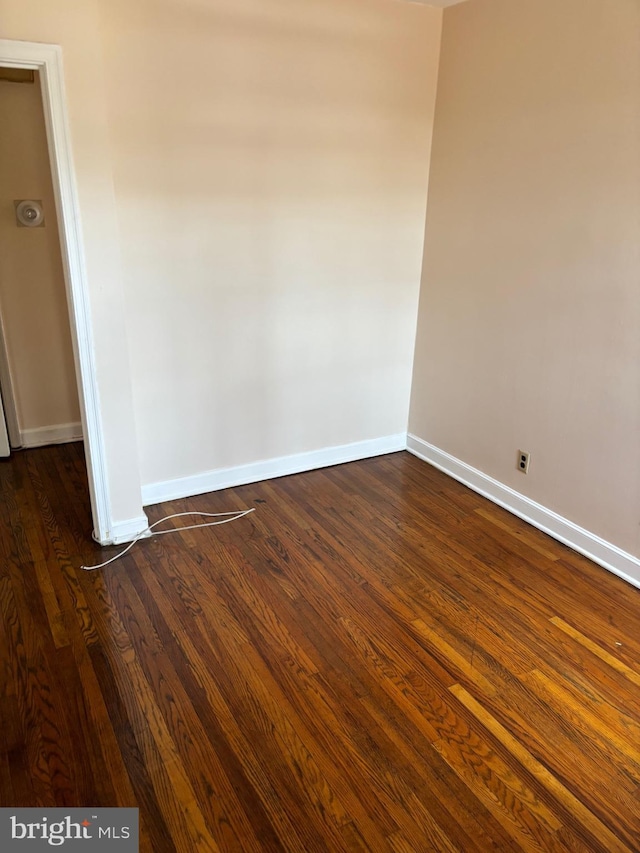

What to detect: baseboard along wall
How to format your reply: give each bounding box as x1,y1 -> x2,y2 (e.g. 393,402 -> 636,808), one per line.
106,514 -> 151,546
138,428 -> 640,589
142,433 -> 407,506
407,433 -> 640,590
20,422 -> 83,448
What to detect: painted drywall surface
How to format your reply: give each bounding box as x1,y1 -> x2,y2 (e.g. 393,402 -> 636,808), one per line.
0,73 -> 80,434
0,0 -> 145,526
410,0 -> 640,556
100,0 -> 442,487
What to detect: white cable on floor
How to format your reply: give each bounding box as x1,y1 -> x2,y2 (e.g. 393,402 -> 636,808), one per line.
81,509 -> 255,571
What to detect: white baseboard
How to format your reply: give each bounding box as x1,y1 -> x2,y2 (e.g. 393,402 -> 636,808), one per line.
20,422 -> 83,448
407,433 -> 640,590
98,514 -> 150,546
142,433 -> 407,507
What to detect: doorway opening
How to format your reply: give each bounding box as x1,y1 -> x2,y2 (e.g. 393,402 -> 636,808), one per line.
0,39 -> 113,543
0,68 -> 82,461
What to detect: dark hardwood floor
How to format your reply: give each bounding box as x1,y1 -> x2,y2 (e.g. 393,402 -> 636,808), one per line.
1,443 -> 639,851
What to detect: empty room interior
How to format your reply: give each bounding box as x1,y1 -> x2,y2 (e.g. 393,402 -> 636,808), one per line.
1,0 -> 639,850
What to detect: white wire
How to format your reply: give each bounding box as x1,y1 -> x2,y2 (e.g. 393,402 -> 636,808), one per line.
80,509 -> 255,571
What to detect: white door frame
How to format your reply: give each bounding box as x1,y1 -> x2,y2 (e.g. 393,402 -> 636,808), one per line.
0,39 -> 112,542
0,384 -> 10,457
0,307 -> 21,447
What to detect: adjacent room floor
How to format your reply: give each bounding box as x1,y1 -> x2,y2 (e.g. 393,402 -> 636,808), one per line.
1,444 -> 639,851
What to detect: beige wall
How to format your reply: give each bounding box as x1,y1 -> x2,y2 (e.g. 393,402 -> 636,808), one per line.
99,0 -> 442,486
410,0 -> 640,557
0,73 -> 80,435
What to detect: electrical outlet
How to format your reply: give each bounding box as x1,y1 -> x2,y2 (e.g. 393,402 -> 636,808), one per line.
517,450 -> 530,474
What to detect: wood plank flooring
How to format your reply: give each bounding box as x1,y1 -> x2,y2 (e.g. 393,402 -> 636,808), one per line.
1,443 -> 639,851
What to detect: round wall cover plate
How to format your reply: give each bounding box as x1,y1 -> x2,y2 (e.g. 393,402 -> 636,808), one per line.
15,199 -> 45,228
